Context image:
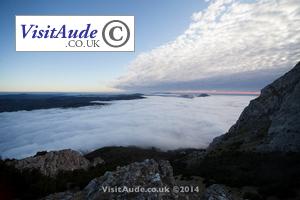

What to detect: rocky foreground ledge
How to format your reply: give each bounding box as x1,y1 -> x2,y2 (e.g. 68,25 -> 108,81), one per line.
43,158 -> 239,200
4,148 -> 238,200
43,159 -> 178,200
5,145 -> 300,200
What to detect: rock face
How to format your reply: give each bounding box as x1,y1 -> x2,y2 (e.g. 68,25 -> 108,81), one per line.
209,62 -> 300,152
174,149 -> 206,170
201,184 -> 234,200
7,149 -> 104,177
43,159 -> 177,200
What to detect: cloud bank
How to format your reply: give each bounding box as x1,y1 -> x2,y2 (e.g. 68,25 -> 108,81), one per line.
0,95 -> 253,159
113,0 -> 300,91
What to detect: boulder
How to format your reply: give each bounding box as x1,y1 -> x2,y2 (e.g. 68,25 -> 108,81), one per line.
201,184 -> 234,200
42,159 -> 177,200
7,149 -> 103,177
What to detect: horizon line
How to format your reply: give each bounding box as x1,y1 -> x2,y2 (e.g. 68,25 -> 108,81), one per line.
0,89 -> 261,95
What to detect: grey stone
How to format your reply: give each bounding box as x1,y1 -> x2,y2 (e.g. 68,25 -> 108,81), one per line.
7,149 -> 104,177
208,62 -> 300,153
42,159 -> 177,200
201,184 -> 234,200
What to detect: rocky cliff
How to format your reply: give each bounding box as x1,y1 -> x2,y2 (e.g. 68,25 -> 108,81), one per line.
209,61 -> 300,152
6,149 -> 104,176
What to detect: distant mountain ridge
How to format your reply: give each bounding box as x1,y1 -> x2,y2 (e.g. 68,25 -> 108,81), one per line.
0,93 -> 145,112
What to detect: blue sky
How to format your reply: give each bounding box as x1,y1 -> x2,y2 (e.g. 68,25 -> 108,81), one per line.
0,0 -> 299,93
0,0 -> 207,92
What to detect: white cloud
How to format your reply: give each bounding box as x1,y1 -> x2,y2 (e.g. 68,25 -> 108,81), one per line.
0,95 -> 253,159
113,0 -> 300,90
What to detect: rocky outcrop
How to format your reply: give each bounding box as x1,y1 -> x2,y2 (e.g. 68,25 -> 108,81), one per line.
43,159 -> 177,200
179,93 -> 210,99
7,149 -> 104,177
174,149 -> 206,170
197,93 -> 210,97
209,61 -> 300,153
201,184 -> 234,200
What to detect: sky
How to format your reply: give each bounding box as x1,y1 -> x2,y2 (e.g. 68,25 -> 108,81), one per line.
0,0 -> 299,93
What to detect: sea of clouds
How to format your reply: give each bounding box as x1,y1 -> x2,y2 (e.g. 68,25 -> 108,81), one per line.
0,95 -> 254,159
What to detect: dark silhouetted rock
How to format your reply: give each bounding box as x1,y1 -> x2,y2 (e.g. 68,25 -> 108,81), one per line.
197,93 -> 210,97
201,184 -> 234,200
180,94 -> 195,99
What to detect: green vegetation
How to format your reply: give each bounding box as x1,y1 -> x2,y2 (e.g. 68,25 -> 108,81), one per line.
196,151 -> 300,199
0,159 -> 56,199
